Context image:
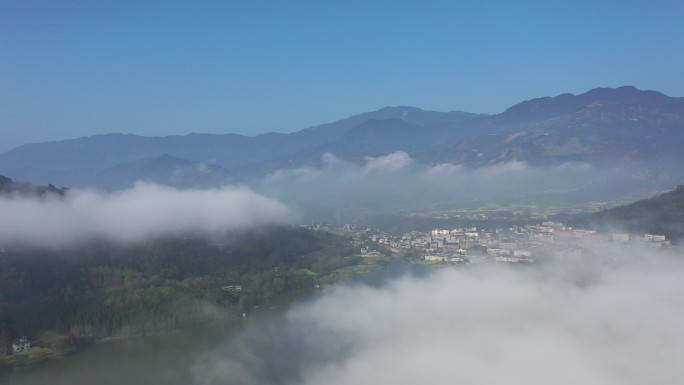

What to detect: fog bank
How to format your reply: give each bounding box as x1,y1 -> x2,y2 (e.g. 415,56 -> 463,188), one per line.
257,152 -> 681,220
193,252 -> 684,385
0,182 -> 294,248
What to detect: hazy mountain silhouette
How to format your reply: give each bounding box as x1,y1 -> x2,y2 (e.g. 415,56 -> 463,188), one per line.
1,86 -> 683,189
0,107 -> 477,186
90,154 -> 234,190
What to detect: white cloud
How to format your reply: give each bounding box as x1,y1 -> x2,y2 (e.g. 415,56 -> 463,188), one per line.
264,167 -> 322,184
192,252 -> 684,385
292,260 -> 684,385
425,162 -> 466,177
364,151 -> 414,173
256,152 -> 670,222
322,152 -> 343,166
481,160 -> 529,176
0,182 -> 294,248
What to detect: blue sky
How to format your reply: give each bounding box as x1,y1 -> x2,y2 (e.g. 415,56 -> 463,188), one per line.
1,0 -> 683,152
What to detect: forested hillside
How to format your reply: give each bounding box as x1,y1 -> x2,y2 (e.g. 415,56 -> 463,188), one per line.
567,185 -> 684,241
0,227 -> 359,354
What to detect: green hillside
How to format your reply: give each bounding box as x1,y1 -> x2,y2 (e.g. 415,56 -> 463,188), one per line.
0,174 -> 67,196
568,185 -> 684,241
0,227 -> 361,357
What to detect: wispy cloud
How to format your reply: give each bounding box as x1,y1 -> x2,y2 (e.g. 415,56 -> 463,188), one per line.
364,151 -> 414,173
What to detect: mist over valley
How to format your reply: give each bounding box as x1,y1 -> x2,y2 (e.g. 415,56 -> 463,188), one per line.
2,86 -> 684,224
3,1 -> 684,383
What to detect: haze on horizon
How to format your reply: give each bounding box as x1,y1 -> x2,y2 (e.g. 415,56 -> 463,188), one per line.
0,152 -> 679,250
2,1 -> 684,152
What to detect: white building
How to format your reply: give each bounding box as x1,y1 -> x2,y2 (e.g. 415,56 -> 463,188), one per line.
487,248 -> 509,257
645,234 -> 666,242
432,229 -> 450,236
612,233 -> 630,242
495,256 -> 520,263
12,337 -> 30,353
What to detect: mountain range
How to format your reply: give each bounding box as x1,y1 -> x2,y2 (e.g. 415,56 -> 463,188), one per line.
1,86 -> 683,190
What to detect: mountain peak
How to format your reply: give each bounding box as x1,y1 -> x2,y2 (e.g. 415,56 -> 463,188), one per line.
501,86 -> 682,122
580,85 -> 672,106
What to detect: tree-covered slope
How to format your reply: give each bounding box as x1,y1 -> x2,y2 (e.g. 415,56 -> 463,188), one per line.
0,227 -> 359,351
0,174 -> 67,196
568,185 -> 684,241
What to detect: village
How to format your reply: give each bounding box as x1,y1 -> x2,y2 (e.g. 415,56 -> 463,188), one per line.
360,221 -> 672,264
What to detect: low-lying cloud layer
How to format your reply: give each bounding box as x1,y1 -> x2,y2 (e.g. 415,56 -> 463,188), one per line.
257,152 -> 680,220
5,248 -> 683,385
0,182 -> 294,248
192,251 -> 684,385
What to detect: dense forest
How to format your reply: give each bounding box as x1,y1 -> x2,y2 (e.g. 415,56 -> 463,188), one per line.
0,226 -> 359,356
567,185 -> 684,242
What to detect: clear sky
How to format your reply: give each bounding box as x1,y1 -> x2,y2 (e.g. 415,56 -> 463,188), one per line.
1,0 -> 683,152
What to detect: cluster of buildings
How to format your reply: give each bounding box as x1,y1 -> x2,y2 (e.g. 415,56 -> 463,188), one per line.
368,222 -> 671,263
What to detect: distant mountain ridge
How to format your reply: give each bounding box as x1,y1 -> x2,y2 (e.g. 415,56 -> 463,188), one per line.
1,86 -> 683,189
0,107 -> 478,187
499,86 -> 683,122
91,154 -> 234,190
422,86 -> 684,165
